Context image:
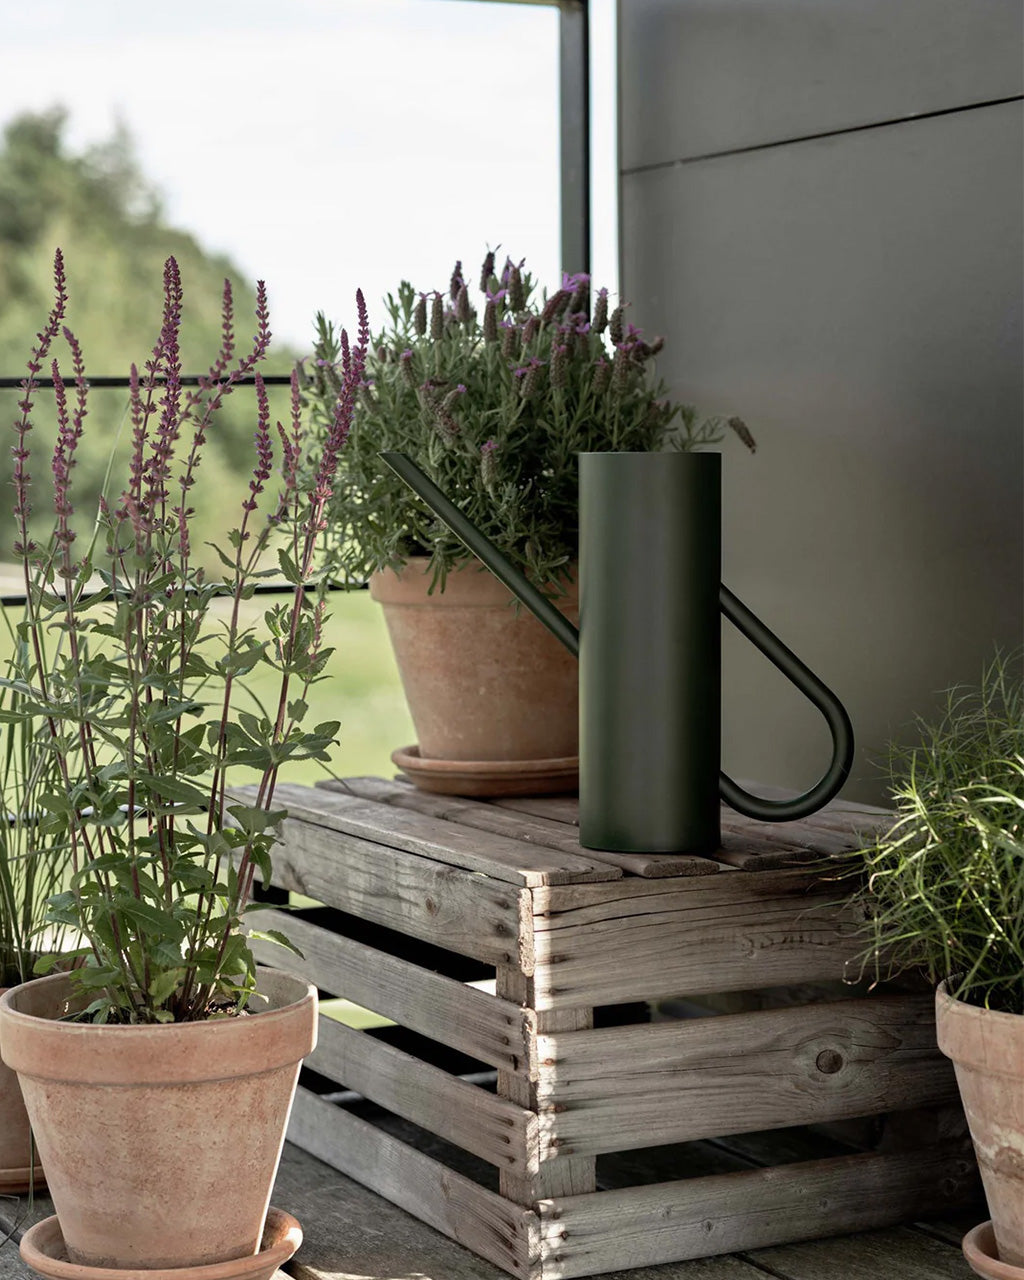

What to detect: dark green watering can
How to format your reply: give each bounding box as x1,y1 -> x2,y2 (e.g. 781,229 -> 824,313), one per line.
382,450 -> 854,855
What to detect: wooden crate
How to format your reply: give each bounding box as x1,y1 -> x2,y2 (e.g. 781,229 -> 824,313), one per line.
244,777 -> 978,1280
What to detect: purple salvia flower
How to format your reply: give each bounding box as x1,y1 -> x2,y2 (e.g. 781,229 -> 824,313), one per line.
449,261 -> 464,302
414,293 -> 428,337
13,248 -> 68,557
309,289 -> 368,530
205,279 -> 235,384
430,292 -> 444,341
50,361 -> 76,546
592,288 -> 609,334
145,257 -> 185,517
242,372 -> 274,517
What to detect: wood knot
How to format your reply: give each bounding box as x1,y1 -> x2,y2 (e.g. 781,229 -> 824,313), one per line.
815,1048 -> 844,1075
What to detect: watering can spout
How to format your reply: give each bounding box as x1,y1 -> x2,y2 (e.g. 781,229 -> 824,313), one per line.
380,450 -> 855,841
379,452 -> 580,658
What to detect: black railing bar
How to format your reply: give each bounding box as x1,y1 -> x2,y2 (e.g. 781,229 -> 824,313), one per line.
0,375 -> 297,390
0,581 -> 369,609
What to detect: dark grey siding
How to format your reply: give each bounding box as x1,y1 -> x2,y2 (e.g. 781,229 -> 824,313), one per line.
619,1 -> 1024,802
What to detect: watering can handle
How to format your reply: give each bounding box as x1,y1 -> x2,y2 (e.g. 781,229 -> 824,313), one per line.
718,585 -> 855,821
380,451 -> 855,823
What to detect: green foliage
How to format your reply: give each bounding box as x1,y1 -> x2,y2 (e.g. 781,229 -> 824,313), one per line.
854,654 -> 1024,1014
303,255 -> 753,589
0,676 -> 74,987
4,251 -> 365,1024
0,108 -> 298,569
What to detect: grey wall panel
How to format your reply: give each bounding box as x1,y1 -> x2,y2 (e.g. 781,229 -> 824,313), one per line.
621,0 -> 1023,169
621,102 -> 1024,802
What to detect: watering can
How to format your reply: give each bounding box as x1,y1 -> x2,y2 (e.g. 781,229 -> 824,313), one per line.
381,450 -> 854,855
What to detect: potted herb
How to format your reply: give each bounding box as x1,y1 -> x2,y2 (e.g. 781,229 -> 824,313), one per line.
855,655 -> 1024,1277
0,700 -> 72,1193
304,251 -> 753,793
0,250 -> 367,1275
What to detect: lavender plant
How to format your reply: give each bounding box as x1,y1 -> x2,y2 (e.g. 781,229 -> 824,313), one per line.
2,249 -> 367,1023
303,252 -> 754,588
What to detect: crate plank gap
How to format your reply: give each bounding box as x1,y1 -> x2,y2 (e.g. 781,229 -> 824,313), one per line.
237,776 -> 978,1280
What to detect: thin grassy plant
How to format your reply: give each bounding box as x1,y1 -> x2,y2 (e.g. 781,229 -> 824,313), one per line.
854,654 -> 1024,1014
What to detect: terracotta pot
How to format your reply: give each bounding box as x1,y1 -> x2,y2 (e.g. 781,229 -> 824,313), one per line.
0,968 -> 316,1270
936,982 -> 1024,1268
0,986 -> 44,1193
370,556 -> 579,765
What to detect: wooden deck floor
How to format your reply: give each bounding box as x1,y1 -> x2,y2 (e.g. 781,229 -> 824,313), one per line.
0,1140 -> 982,1279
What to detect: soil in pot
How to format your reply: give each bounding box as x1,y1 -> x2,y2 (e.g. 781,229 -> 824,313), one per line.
0,968 -> 316,1271
370,557 -> 579,772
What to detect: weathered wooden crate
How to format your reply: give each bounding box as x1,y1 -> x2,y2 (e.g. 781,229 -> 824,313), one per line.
244,777 -> 978,1280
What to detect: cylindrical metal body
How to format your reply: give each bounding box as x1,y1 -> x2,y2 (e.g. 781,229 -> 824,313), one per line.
579,451 -> 721,853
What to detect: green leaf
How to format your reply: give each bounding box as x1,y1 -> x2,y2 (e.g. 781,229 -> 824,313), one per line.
247,928 -> 304,959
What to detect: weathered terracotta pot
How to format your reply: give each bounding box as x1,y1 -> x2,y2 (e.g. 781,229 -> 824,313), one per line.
0,986 -> 45,1193
936,982 -> 1024,1269
370,556 -> 579,767
0,968 -> 316,1270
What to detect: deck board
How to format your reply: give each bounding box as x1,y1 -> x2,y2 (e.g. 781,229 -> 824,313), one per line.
0,1142 -> 974,1278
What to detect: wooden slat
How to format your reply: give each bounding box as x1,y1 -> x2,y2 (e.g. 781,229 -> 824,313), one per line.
493,795 -> 581,826
537,1145 -> 977,1279
249,908 -> 534,1076
534,997 -> 959,1158
254,782 -> 619,887
257,803 -> 531,969
497,966 -> 596,1207
529,871 -> 867,1009
336,776 -> 719,879
287,1088 -> 538,1280
309,1016 -> 538,1176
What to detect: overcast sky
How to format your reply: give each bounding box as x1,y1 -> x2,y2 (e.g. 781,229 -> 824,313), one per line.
2,0 -> 616,350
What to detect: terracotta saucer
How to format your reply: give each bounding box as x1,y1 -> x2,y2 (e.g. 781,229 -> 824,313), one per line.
963,1221 -> 1024,1279
392,744 -> 579,797
0,1162 -> 46,1194
20,1208 -> 301,1280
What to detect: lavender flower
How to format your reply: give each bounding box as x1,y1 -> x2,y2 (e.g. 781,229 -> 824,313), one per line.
456,283 -> 472,324
508,263 -> 525,312
414,293 -> 428,336
479,249 -> 496,293
430,292 -> 444,341
483,299 -> 498,343
540,289 -> 571,325
449,260 -> 464,302
500,321 -> 519,360
480,438 -> 499,488
399,348 -> 417,388
608,304 -> 625,345
550,343 -> 568,389
592,288 -> 609,333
